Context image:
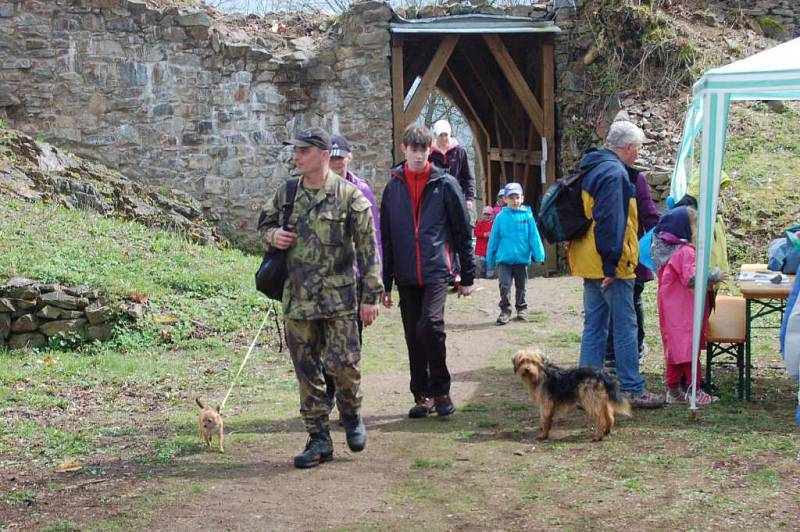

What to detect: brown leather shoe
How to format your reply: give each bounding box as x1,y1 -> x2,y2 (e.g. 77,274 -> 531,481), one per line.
408,396 -> 434,418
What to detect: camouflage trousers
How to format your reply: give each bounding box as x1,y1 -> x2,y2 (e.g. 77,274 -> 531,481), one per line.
285,317 -> 362,434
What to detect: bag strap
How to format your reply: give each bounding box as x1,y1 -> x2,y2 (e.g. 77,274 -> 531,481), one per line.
281,178 -> 299,230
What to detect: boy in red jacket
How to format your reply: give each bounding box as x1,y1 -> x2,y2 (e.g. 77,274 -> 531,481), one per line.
474,207 -> 494,278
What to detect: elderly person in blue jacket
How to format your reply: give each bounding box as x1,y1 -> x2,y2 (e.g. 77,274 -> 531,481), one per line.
486,182 -> 545,325
568,120 -> 663,408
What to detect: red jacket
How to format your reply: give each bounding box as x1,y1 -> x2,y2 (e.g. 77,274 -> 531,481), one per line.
473,218 -> 493,257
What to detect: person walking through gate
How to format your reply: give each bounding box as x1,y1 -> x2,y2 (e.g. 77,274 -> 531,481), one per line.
259,127 -> 383,468
381,124 -> 476,418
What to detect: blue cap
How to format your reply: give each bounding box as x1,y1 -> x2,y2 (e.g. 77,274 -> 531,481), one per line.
504,182 -> 523,196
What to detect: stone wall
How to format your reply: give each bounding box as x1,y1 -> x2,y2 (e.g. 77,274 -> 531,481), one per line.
0,0 -> 393,244
714,0 -> 799,36
0,277 -> 142,351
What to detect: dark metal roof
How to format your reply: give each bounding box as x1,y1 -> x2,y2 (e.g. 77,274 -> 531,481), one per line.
390,14 -> 560,34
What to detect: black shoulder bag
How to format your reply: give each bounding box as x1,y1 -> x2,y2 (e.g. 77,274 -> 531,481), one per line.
255,179 -> 299,300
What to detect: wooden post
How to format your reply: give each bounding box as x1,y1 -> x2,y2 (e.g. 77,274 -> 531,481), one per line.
541,40 -> 557,273
493,111 -> 507,182
391,36 -> 404,164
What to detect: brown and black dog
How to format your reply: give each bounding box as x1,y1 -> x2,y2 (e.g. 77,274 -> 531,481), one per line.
512,349 -> 632,442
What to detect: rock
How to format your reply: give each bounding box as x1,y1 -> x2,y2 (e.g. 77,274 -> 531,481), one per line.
40,291 -> 89,310
60,310 -> 85,320
37,284 -> 63,293
39,318 -> 87,337
86,323 -> 114,341
176,12 -> 211,28
37,305 -> 64,319
8,333 -> 47,350
123,302 -> 146,320
11,314 -> 38,333
0,313 -> 10,339
4,284 -> 40,300
12,299 -> 37,311
0,298 -> 14,313
6,277 -> 35,288
85,301 -> 112,325
64,285 -> 97,299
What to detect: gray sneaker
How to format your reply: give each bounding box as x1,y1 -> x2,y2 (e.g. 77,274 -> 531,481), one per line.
624,390 -> 665,409
496,311 -> 511,325
516,309 -> 529,322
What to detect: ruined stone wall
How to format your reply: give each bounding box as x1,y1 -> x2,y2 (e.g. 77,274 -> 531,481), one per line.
0,0 -> 393,244
714,0 -> 799,36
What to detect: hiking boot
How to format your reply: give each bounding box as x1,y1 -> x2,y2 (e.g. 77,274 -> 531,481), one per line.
496,311 -> 511,325
293,431 -> 333,469
623,390 -> 665,409
434,395 -> 456,416
516,309 -> 529,322
341,413 -> 367,452
409,396 -> 434,418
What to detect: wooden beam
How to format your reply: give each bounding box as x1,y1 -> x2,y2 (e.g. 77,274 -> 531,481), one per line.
488,148 -> 542,165
443,65 -> 489,144
493,111 -> 507,182
459,50 -> 519,141
392,36 -> 405,164
541,40 -> 557,273
522,122 -> 536,194
404,35 -> 459,124
483,34 -> 544,137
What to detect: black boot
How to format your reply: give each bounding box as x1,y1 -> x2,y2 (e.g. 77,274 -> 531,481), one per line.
341,413 -> 367,453
293,430 -> 333,469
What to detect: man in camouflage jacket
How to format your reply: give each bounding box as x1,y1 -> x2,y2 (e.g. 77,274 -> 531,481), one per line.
259,127 -> 383,468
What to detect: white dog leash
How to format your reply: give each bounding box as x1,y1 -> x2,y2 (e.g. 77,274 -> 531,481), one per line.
220,307 -> 274,411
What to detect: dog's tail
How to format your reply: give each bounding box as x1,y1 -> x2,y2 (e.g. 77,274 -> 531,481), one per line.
600,373 -> 633,417
195,397 -> 205,409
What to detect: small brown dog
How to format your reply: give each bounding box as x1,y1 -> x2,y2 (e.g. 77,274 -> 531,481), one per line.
196,398 -> 224,453
512,349 -> 631,442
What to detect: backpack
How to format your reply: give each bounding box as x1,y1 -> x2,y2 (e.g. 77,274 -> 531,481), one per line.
538,171 -> 591,243
768,224 -> 800,275
255,179 -> 299,300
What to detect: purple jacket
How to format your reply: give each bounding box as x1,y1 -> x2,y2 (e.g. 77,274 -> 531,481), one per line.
633,170 -> 660,282
428,139 -> 475,201
345,170 -> 382,276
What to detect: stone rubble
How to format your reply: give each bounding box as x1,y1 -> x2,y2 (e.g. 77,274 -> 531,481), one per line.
0,277 -> 145,351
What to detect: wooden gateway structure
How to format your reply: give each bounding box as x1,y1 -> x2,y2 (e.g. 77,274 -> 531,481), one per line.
389,15 -> 560,270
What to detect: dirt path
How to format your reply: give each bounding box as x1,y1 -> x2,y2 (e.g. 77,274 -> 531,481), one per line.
149,277 -> 584,531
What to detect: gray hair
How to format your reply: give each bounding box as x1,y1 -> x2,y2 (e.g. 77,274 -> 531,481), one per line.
606,120 -> 646,148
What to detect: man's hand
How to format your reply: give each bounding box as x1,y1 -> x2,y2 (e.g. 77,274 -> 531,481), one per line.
601,276 -> 614,289
382,292 -> 393,309
457,284 -> 475,298
360,304 -> 379,326
272,228 -> 296,250
466,199 -> 474,211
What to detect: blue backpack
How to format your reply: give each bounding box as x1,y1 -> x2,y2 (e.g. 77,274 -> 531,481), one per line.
768,224 -> 800,275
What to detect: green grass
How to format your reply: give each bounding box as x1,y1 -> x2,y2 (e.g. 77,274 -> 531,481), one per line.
410,458 -> 453,470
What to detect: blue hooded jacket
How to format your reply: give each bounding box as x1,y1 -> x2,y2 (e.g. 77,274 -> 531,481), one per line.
486,206 -> 545,268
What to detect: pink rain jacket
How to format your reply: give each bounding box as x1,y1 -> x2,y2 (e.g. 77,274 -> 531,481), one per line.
656,244 -> 709,365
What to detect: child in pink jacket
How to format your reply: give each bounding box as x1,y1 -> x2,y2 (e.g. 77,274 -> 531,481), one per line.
652,206 -> 725,405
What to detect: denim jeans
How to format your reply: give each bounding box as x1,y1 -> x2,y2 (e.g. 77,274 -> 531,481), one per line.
475,256 -> 487,279
579,278 -> 645,394
606,280 -> 646,360
496,263 -> 528,312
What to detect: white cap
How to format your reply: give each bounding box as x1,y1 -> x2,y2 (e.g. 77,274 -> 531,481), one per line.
433,119 -> 451,136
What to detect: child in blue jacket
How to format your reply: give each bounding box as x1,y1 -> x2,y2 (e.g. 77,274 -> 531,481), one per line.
486,182 -> 545,324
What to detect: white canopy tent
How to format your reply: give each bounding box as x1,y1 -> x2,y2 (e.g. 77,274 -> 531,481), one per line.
670,37 -> 800,410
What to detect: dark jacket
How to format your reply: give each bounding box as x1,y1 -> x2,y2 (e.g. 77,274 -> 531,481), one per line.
567,148 -> 639,279
380,163 -> 475,291
633,170 -> 661,282
428,139 -> 475,201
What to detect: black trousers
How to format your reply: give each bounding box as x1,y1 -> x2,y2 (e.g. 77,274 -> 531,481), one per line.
398,283 -> 450,397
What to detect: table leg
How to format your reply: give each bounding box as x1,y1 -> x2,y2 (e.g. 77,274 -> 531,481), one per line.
746,298 -> 752,401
